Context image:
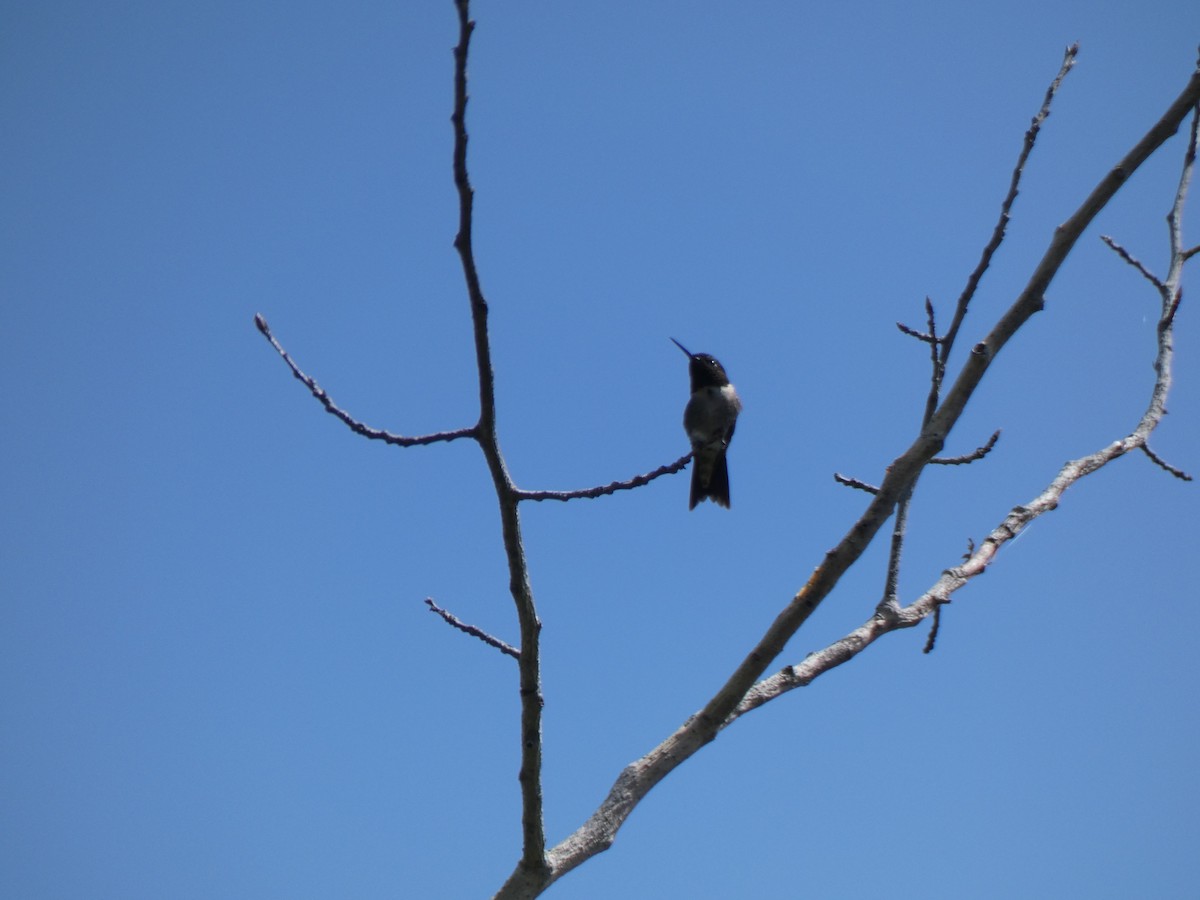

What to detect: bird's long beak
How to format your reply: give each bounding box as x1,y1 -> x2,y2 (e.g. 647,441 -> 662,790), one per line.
670,337 -> 693,358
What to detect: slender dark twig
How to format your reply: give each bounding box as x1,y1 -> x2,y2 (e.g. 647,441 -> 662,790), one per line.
932,430 -> 1001,465
254,314 -> 476,446
1140,443 -> 1194,480
922,604 -> 942,654
939,44 -> 1080,366
1100,235 -> 1165,288
518,454 -> 692,502
896,321 -> 937,343
882,300 -> 941,611
833,473 -> 880,494
425,598 -> 520,659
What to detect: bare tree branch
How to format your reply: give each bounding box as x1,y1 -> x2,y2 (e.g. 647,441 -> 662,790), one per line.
1140,443 -> 1194,480
883,298 -> 942,611
449,0 -> 548,881
738,422 -> 1191,715
259,9 -> 1197,894
1100,234 -> 1165,288
883,34 -> 1072,608
253,314 -> 476,446
932,429 -> 1001,465
425,598 -> 520,659
939,43 -> 1079,366
896,319 -> 937,343
833,473 -> 880,494
922,602 -> 943,654
879,47 -> 1079,615
517,454 -> 692,502
517,55 -> 1200,900
735,95 -> 1199,738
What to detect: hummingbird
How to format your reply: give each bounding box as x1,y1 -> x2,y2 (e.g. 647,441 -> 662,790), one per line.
672,338 -> 742,510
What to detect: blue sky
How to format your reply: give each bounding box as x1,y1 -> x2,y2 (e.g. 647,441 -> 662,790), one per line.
3,2 -> 1199,898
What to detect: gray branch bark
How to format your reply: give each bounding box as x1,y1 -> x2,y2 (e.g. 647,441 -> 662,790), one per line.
497,53 -> 1200,900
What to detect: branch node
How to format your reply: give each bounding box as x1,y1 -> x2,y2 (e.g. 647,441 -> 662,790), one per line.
875,596 -> 902,623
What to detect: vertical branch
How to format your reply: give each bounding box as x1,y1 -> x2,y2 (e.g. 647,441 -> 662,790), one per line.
881,300 -> 939,612
451,0 -> 547,875
1137,103 -> 1198,441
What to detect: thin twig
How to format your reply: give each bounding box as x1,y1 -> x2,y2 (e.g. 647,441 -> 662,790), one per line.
896,321 -> 937,343
939,43 -> 1080,367
882,299 -> 942,610
1140,443 -> 1194,480
425,598 -> 520,659
518,454 -> 692,502
922,604 -> 942,654
833,473 -> 880,494
924,297 -> 940,381
254,314 -> 476,446
1100,235 -> 1165,288
932,429 -> 1001,465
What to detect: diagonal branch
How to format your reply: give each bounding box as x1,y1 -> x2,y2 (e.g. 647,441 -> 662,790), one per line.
1140,442 -> 1194,480
516,56 -> 1200,899
254,314 -> 476,446
731,82 -> 1200,762
425,598 -> 520,659
939,43 -> 1079,367
737,341 -> 1191,712
1100,234 -> 1165,288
